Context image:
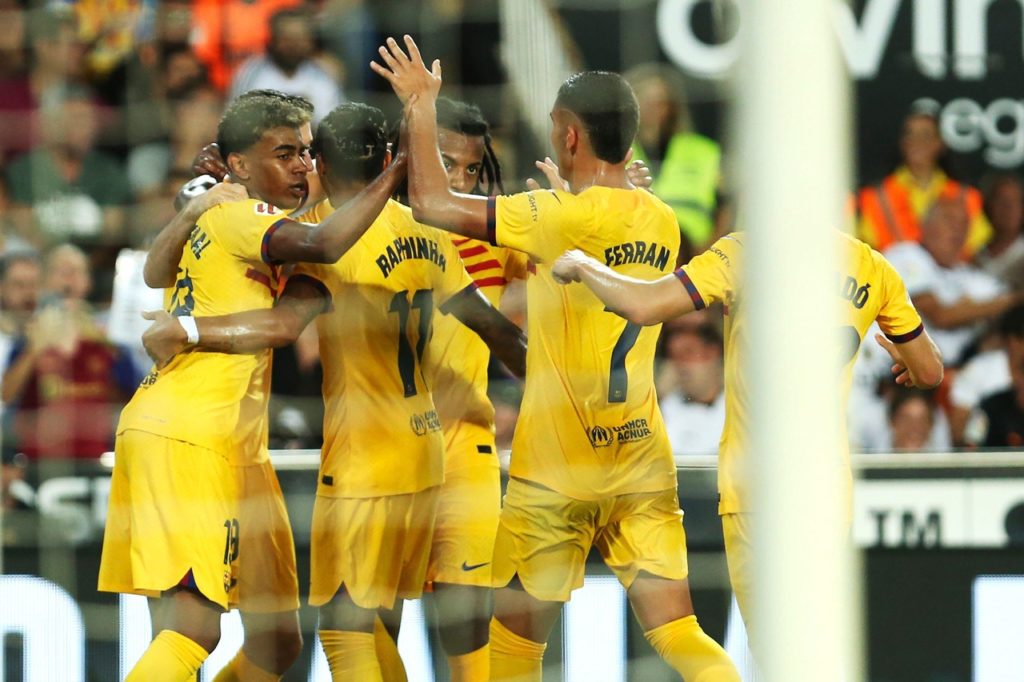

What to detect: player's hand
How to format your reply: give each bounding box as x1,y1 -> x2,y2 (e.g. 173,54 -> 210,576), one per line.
551,249 -> 588,284
371,35 -> 442,105
142,310 -> 188,368
191,142 -> 228,180
525,157 -> 569,192
875,333 -> 914,387
187,180 -> 249,220
625,150 -> 654,191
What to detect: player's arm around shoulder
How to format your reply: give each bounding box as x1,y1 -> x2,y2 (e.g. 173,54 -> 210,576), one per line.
140,277 -> 329,366
144,182 -> 249,288
551,249 -> 695,326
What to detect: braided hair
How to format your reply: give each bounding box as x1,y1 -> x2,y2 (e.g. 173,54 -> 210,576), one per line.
435,97 -> 504,196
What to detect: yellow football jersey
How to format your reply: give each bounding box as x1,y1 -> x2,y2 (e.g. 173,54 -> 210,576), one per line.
119,199 -> 296,465
292,199 -> 475,498
489,187 -> 680,500
678,231 -> 924,513
427,237 -> 530,433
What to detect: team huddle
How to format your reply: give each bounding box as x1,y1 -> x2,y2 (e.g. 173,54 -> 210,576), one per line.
97,36 -> 943,682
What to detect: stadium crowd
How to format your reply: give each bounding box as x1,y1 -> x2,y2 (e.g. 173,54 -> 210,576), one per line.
1,1 -> 1019,477
0,2 -> 1014,681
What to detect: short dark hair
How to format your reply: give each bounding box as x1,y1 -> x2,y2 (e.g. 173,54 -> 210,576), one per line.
555,71 -> 639,163
238,89 -> 314,121
887,387 -> 934,423
216,93 -> 308,157
313,103 -> 389,183
435,96 -> 504,195
269,7 -> 313,39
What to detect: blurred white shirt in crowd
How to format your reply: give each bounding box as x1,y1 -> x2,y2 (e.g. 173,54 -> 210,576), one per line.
661,390 -> 725,459
885,241 -> 1006,365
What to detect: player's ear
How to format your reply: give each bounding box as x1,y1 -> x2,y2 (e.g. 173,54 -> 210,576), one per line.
227,152 -> 250,181
566,125 -> 580,157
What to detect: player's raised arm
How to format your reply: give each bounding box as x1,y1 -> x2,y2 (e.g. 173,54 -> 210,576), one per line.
265,145 -> 408,264
372,35 -> 491,240
442,287 -> 527,378
875,332 -> 944,390
141,277 -> 328,365
144,181 -> 250,288
552,249 -> 697,326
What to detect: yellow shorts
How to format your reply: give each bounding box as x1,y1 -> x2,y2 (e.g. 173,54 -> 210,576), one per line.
721,512 -> 755,632
309,486 -> 440,610
234,460 -> 300,613
492,479 -> 689,602
98,430 -> 238,610
426,422 -> 500,587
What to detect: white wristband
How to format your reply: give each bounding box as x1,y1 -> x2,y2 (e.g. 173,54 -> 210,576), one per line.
178,316 -> 200,345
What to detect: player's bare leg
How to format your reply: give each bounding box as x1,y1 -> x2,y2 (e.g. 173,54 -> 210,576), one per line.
433,582 -> 492,680
210,609 -> 303,681
627,573 -> 740,681
132,588 -> 222,681
489,578 -> 562,682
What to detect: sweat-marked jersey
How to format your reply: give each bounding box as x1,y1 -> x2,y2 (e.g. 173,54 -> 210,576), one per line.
427,238 -> 530,433
488,186 -> 680,500
677,231 -> 924,513
293,199 -> 475,498
118,199 -> 297,465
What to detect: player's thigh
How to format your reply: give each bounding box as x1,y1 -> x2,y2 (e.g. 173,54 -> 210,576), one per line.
596,488 -> 689,591
310,486 -> 440,611
492,478 -> 599,602
234,461 -> 300,613
99,430 -> 237,610
428,445 -> 501,588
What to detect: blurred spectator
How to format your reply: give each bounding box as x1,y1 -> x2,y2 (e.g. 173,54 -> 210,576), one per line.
0,0 -> 28,80
849,323 -> 952,451
0,5 -> 84,165
1,244 -> 139,460
976,173 -> 1024,291
966,311 -> 1024,448
5,85 -> 131,249
228,6 -> 342,125
0,251 -> 41,379
626,63 -> 721,253
858,109 -> 991,258
319,0 -> 379,95
885,196 -> 1018,366
71,0 -> 146,83
190,0 -> 304,91
887,388 -> 939,452
658,321 -> 725,457
127,84 -> 222,201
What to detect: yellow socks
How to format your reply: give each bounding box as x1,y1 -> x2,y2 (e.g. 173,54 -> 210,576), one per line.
319,629 -> 383,682
489,618 -> 546,682
211,648 -> 282,682
644,615 -> 741,682
125,629 -> 209,682
372,616 -> 408,682
448,643 -> 489,682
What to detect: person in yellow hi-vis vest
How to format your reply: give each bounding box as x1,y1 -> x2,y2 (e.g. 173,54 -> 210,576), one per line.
858,109 -> 991,259
626,63 -> 721,255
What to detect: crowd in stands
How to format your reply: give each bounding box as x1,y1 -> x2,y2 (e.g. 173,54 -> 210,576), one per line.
0,0 -> 1021,490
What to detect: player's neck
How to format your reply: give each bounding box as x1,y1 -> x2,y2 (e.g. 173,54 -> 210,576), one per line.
568,158 -> 630,193
327,183 -> 367,208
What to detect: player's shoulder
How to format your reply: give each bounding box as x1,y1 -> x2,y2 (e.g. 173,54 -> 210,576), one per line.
199,198 -> 280,226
